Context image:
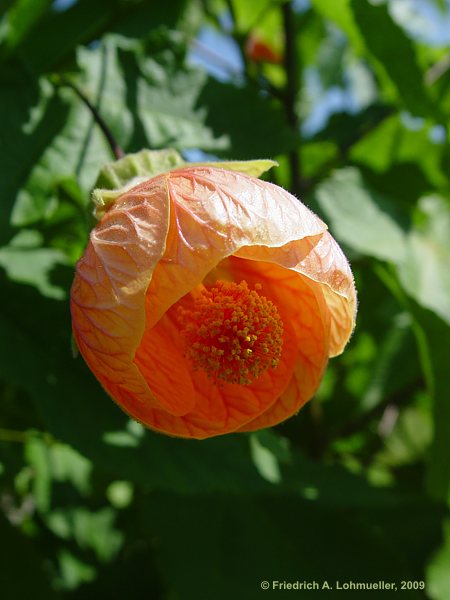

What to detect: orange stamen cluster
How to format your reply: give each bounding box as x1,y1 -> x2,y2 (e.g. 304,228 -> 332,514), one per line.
177,280 -> 284,385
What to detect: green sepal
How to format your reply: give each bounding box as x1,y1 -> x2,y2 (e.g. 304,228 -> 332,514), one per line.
91,151 -> 278,220
188,159 -> 278,178
92,149 -> 185,220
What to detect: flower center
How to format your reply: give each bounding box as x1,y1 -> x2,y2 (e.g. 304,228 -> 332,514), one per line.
177,280 -> 284,385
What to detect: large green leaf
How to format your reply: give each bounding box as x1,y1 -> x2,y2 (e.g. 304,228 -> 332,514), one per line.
309,0 -> 364,51
350,0 -> 434,117
76,33 -> 293,159
9,86 -> 112,228
199,77 -> 295,158
0,230 -> 69,298
315,167 -> 407,261
350,114 -> 448,189
315,168 -> 450,327
7,33 -> 225,231
311,0 -> 434,116
0,64 -> 68,243
397,195 -> 450,326
75,34 -> 228,154
0,0 -> 52,55
15,0 -> 193,74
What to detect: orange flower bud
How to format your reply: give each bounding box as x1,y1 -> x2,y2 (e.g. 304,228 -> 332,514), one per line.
71,165 -> 356,439
245,35 -> 282,64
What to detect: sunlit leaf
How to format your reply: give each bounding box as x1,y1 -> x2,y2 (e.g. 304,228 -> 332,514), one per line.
315,167 -> 407,261
397,195 -> 450,326
309,0 -> 364,52
350,0 -> 434,117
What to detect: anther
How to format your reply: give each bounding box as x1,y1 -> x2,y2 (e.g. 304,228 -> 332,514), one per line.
177,280 -> 284,386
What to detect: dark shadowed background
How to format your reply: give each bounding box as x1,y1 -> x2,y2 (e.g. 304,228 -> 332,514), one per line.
0,0 -> 450,598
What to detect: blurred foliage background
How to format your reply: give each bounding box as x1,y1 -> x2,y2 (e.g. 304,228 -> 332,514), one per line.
1,0 -> 450,598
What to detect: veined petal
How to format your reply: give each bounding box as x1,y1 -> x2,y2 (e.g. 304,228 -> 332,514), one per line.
71,177 -> 195,417
71,164 -> 357,439
235,232 -> 356,356
143,166 -> 328,328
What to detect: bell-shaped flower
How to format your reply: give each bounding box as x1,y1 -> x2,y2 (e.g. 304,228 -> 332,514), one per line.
71,161 -> 356,439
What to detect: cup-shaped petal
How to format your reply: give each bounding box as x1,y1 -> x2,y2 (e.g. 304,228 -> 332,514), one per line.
71,166 -> 356,439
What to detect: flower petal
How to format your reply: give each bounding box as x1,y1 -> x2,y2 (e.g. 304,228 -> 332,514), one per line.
131,257 -> 298,438
71,165 -> 356,439
225,257 -> 330,431
235,231 -> 356,356
71,177 -> 196,417
144,166 -> 328,328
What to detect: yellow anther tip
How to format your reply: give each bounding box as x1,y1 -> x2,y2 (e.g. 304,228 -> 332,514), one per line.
178,280 -> 283,385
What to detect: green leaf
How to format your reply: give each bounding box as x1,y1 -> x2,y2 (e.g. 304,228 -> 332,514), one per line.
55,549 -> 96,591
311,0 -> 434,116
315,167 -> 407,261
427,519 -> 450,600
350,114 -> 448,188
0,230 -> 69,299
397,195 -> 450,326
106,481 -> 134,509
23,436 -> 92,512
309,0 -> 364,52
189,159 -> 278,178
8,83 -> 111,229
24,436 -> 52,513
47,508 -> 123,563
350,0 -> 433,117
0,0 -> 52,55
355,314 -> 419,416
75,34 -> 228,154
250,433 -> 282,484
313,104 -> 393,150
0,65 -> 65,242
376,404 -> 433,468
17,0 -> 193,74
199,77 -> 295,158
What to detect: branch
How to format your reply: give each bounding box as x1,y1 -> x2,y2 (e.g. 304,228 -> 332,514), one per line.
282,1 -> 302,196
425,51 -> 450,86
0,428 -> 55,444
54,75 -> 125,160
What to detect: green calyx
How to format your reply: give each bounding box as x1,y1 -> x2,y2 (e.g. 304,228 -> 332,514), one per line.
92,149 -> 278,220
92,149 -> 185,220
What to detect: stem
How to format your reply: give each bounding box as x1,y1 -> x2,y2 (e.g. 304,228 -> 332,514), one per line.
55,75 -> 125,160
425,51 -> 450,86
282,1 -> 301,197
0,428 -> 29,443
0,428 -> 54,444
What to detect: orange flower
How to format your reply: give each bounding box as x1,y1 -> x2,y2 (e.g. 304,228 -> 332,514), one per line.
245,35 -> 283,65
71,165 -> 356,439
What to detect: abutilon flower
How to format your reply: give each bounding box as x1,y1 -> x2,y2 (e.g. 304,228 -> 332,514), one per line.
71,162 -> 357,439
